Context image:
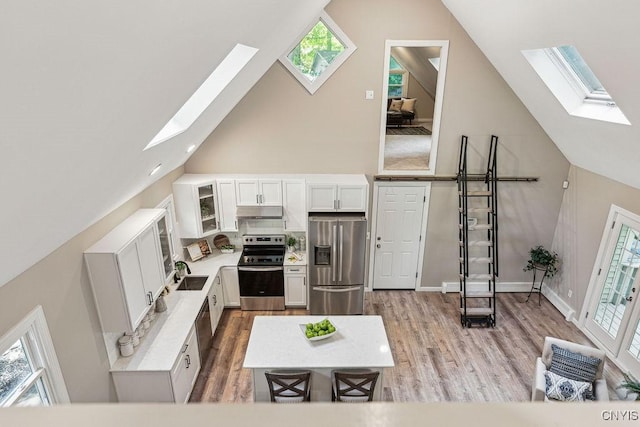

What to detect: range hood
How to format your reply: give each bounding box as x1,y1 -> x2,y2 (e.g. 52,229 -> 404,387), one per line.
236,205 -> 283,219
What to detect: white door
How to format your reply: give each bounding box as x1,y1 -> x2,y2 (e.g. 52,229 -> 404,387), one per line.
138,226 -> 165,300
307,184 -> 337,211
235,180 -> 260,206
585,209 -> 640,361
283,180 -> 306,231
337,185 -> 367,211
258,179 -> 282,205
372,185 -> 426,290
118,243 -> 148,330
217,180 -> 238,232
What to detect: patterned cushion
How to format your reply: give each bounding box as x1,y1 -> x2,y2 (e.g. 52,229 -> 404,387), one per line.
549,344 -> 601,383
544,370 -> 593,401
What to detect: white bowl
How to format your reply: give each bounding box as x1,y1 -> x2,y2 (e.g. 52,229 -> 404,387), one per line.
299,323 -> 337,341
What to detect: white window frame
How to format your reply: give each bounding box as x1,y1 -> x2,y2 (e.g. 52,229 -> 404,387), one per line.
388,69 -> 407,98
279,11 -> 356,95
522,46 -> 630,125
0,306 -> 70,406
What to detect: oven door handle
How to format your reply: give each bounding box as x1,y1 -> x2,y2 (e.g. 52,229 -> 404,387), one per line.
238,266 -> 284,272
312,286 -> 361,293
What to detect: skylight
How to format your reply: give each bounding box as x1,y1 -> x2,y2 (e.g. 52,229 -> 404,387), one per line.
145,44 -> 259,150
279,11 -> 356,95
522,45 -> 629,125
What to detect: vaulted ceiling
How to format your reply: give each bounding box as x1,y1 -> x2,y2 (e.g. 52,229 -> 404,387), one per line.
0,0 -> 328,286
3,0 -> 638,287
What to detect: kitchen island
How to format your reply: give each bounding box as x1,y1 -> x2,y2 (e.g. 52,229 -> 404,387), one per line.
243,315 -> 394,401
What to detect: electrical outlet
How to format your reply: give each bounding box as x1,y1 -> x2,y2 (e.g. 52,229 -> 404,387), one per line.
568,290 -> 573,298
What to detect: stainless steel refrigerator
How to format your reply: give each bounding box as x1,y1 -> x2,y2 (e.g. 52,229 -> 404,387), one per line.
308,214 -> 367,315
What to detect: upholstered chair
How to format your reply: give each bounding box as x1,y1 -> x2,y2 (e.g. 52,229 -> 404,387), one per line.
532,336 -> 609,402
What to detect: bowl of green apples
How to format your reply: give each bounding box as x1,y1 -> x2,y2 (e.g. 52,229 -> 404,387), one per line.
300,318 -> 337,341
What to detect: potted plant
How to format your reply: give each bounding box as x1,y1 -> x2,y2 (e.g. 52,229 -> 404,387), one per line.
523,245 -> 559,277
286,236 -> 297,253
220,244 -> 235,254
617,373 -> 640,400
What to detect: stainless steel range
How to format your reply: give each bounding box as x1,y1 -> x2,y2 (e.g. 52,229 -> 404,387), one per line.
237,234 -> 286,311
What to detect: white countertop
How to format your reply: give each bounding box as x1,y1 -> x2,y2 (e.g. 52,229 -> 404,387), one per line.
111,251 -> 240,372
243,315 -> 394,369
284,251 -> 307,266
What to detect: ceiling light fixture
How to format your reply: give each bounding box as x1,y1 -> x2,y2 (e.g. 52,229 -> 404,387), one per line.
149,163 -> 162,176
186,144 -> 196,153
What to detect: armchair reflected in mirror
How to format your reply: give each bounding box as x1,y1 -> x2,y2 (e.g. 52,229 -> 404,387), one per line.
378,40 -> 449,175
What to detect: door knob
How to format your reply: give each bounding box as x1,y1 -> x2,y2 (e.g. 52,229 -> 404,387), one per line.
376,244 -> 381,248
627,296 -> 634,302
377,237 -> 381,241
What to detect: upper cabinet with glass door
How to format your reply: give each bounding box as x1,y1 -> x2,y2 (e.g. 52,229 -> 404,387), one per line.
156,214 -> 174,282
172,174 -> 220,239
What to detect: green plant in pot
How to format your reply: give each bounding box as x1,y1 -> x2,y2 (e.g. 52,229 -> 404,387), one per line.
617,372 -> 640,400
523,245 -> 559,277
286,236 -> 297,252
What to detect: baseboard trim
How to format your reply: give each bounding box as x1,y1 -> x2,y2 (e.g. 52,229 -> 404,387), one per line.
541,284 -> 575,322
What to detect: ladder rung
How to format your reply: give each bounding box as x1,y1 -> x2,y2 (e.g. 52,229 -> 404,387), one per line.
461,291 -> 493,298
459,240 -> 493,247
459,191 -> 492,196
460,274 -> 493,280
459,224 -> 492,230
459,257 -> 492,264
458,207 -> 492,213
460,307 -> 493,316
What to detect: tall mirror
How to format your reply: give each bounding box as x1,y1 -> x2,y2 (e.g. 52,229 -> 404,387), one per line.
378,40 -> 449,175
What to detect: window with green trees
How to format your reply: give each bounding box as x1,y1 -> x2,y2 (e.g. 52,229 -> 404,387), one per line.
287,20 -> 345,82
280,11 -> 356,94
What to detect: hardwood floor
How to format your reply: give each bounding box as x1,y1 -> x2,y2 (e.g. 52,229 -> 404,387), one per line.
190,291 -> 625,403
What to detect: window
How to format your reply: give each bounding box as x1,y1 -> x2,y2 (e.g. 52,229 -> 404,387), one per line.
144,44 -> 259,150
280,11 -> 356,94
388,56 -> 406,98
0,306 -> 69,406
522,45 -> 629,125
551,45 -> 611,103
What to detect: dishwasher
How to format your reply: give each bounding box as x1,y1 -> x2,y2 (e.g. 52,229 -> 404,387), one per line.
195,297 -> 213,363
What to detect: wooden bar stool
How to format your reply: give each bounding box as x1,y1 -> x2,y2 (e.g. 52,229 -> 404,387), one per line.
332,370 -> 379,402
264,370 -> 311,403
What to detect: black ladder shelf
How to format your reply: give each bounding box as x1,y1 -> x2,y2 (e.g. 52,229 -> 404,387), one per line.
457,135 -> 499,328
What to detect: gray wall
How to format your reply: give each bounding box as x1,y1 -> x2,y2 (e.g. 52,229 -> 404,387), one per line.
550,166 -> 640,316
186,0 -> 570,287
0,166 -> 183,402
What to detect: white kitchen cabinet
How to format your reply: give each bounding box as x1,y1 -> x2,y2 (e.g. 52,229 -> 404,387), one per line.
282,179 -> 306,231
307,182 -> 368,213
284,266 -> 307,307
172,175 -> 219,238
209,273 -> 224,332
216,179 -> 238,232
221,266 -> 240,307
85,209 -> 167,333
235,179 -> 282,206
112,324 -> 201,403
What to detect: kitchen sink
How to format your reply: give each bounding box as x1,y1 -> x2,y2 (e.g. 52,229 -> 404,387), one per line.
176,275 -> 209,291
